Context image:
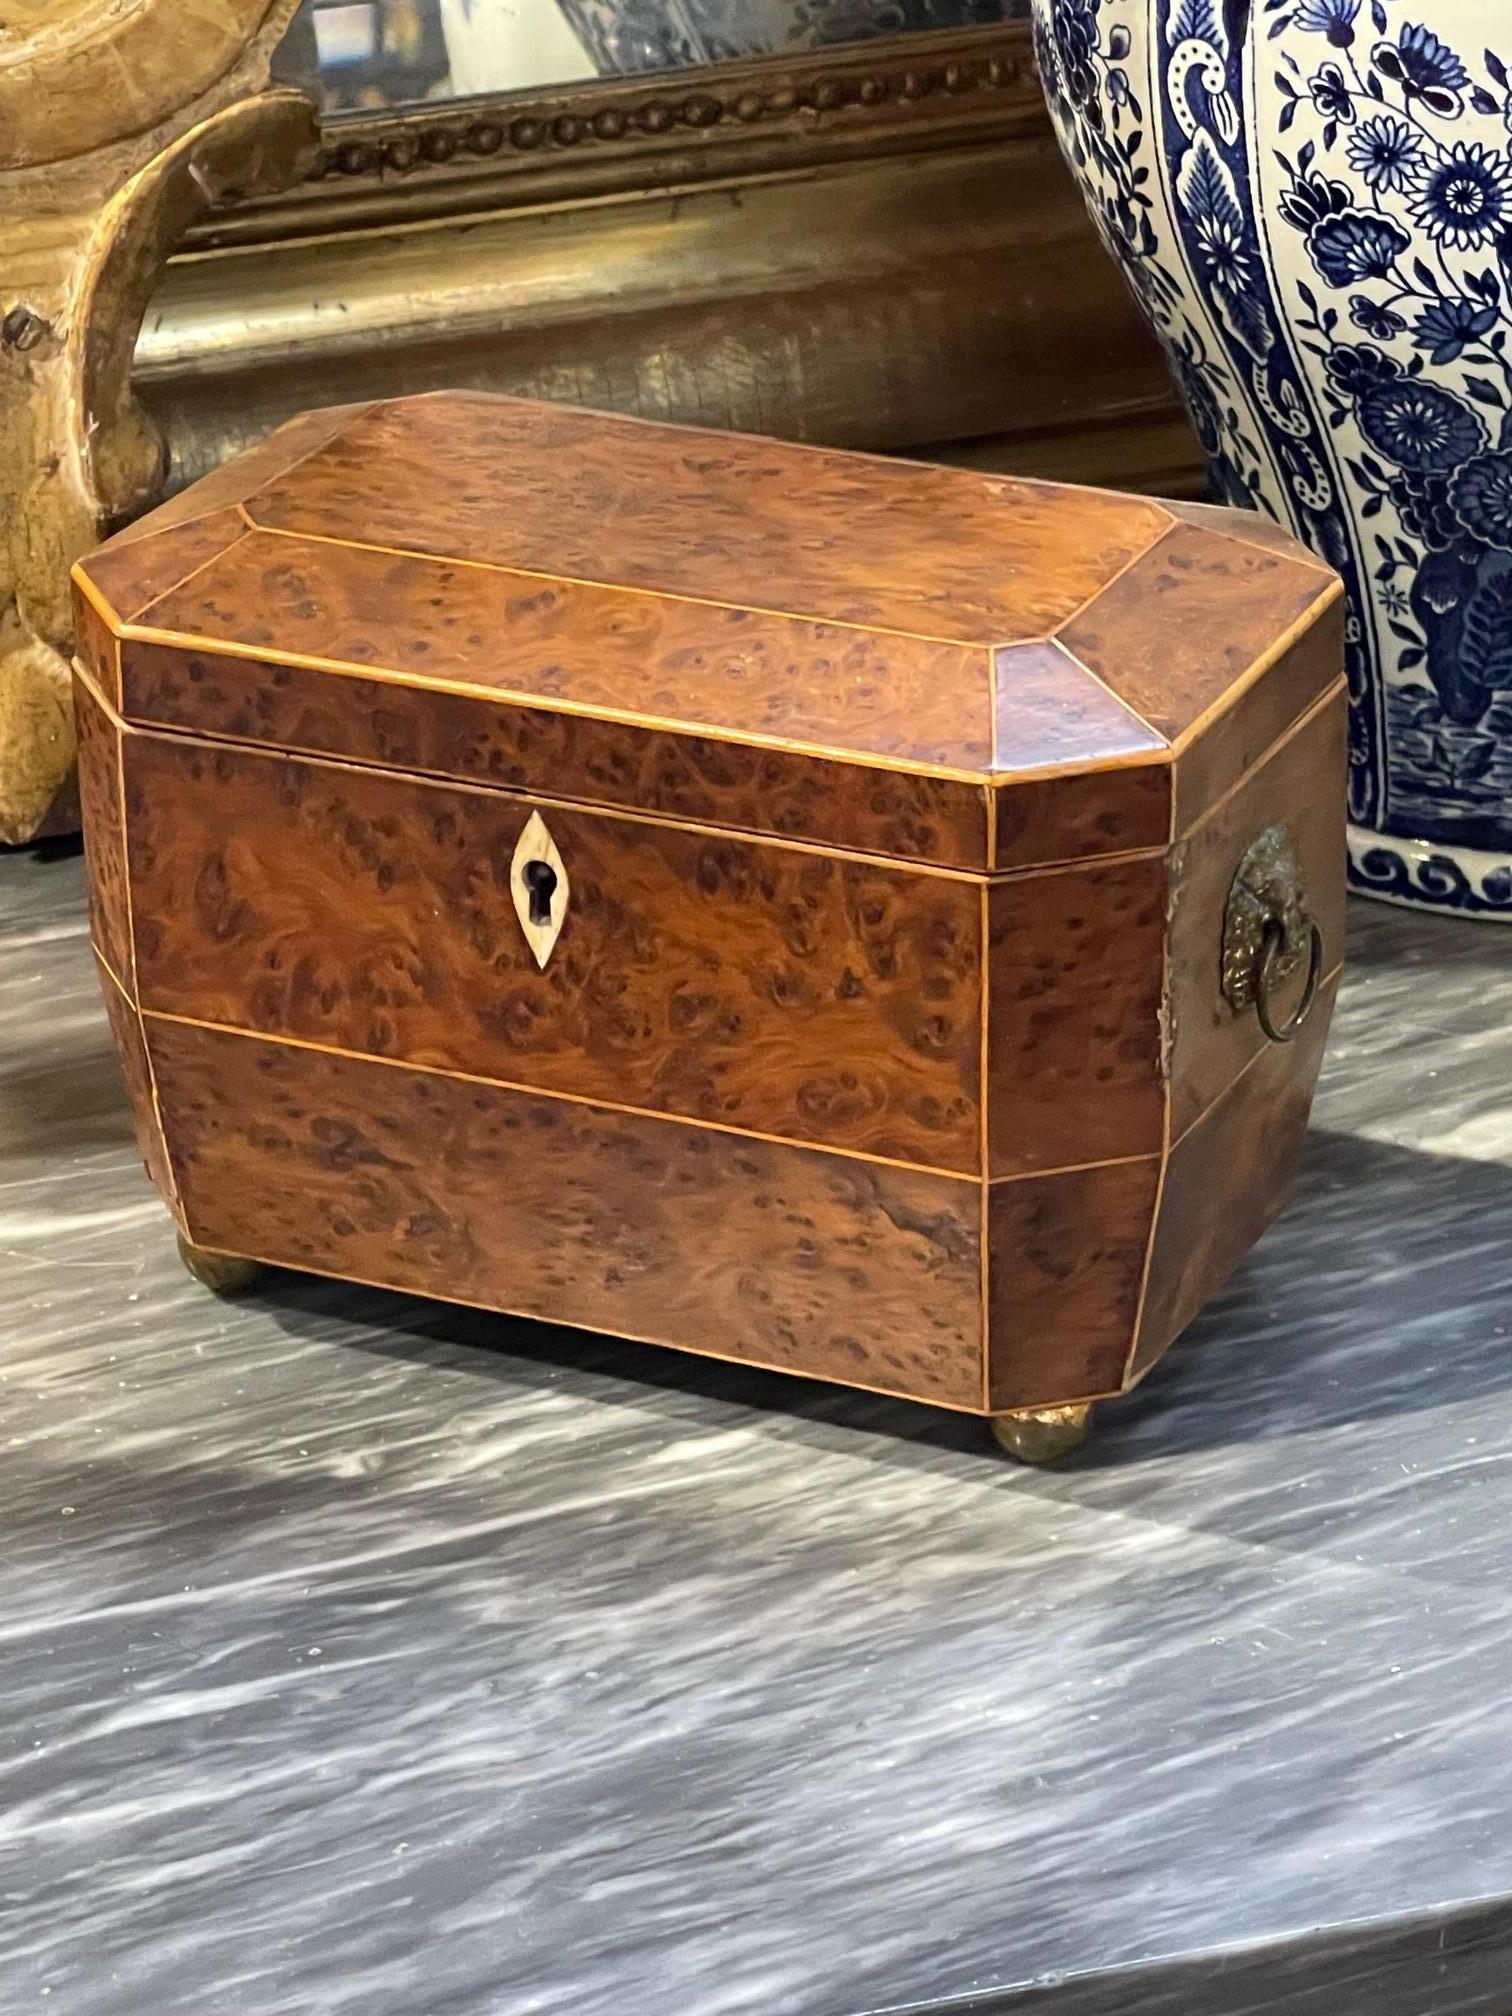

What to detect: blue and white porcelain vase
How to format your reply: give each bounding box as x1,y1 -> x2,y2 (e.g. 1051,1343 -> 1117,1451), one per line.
1032,0 -> 1512,915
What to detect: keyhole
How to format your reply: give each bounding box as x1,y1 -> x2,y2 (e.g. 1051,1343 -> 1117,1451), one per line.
523,858 -> 557,926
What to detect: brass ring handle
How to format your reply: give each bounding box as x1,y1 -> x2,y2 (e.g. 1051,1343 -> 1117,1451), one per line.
1254,917 -> 1322,1045
1221,825 -> 1322,1043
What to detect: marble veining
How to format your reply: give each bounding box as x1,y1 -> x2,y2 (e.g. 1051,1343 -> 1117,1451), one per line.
3,851 -> 1512,2014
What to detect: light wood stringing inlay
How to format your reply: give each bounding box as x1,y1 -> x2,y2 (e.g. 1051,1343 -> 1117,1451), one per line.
148,1015 -> 987,1409
124,729 -> 985,1174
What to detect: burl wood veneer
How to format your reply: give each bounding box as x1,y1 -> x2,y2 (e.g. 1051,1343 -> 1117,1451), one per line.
73,393 -> 1347,1458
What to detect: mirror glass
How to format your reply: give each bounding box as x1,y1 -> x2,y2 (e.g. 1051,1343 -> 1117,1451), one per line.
275,0 -> 1023,111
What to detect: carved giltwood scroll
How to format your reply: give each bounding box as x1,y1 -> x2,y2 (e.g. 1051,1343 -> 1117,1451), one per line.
0,0 -> 316,841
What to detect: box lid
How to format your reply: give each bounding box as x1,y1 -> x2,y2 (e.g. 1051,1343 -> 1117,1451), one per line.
73,393 -> 1342,873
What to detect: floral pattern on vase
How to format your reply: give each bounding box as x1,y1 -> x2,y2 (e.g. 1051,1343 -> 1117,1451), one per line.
1032,0 -> 1512,914
556,0 -> 1018,75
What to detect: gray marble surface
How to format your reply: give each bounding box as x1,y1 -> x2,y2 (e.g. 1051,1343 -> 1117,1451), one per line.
4,847 -> 1512,2015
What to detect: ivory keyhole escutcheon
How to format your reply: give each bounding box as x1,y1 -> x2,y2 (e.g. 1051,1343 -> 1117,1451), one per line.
510,811 -> 570,969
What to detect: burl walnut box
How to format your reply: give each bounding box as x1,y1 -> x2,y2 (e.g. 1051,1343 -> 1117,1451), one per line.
72,394 -> 1345,1460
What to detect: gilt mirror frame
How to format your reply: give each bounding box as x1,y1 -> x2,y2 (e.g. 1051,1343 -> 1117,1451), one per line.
278,20 -> 1038,225
144,18 -> 1199,504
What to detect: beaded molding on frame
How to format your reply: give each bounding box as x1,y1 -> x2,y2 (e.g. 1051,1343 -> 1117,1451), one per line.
304,29 -> 1036,182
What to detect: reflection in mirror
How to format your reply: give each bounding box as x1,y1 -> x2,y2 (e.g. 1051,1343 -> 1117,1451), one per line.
274,0 -> 1023,109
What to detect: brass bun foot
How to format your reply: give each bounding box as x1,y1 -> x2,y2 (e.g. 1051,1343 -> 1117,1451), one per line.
177,1234 -> 264,1298
990,1402 -> 1094,1466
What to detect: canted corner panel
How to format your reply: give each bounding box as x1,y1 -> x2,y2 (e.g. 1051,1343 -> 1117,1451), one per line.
73,584 -> 122,710
1170,599 -> 1347,838
118,402 -> 375,547
1131,968 -> 1337,1383
986,1156 -> 1162,1412
95,956 -> 184,1224
124,732 -> 986,1174
992,756 -> 1173,875
988,638 -> 1172,872
72,401 -> 380,648
75,507 -> 249,634
1165,690 -> 1347,1147
73,672 -> 134,994
1055,521 -> 1341,746
1164,498 -> 1340,572
986,853 -> 1168,1181
991,639 -> 1169,772
147,1017 -> 987,1410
